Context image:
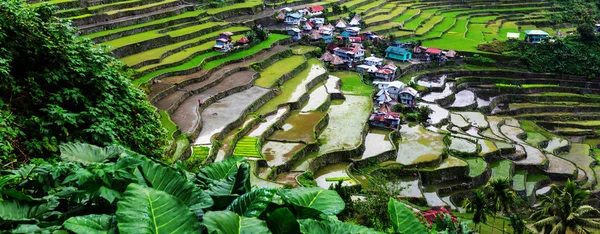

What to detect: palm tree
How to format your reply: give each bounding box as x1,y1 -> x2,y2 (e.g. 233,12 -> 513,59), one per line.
463,189 -> 491,231
485,178 -> 517,234
533,180 -> 600,234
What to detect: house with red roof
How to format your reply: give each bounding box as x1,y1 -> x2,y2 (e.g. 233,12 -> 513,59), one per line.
306,5 -> 324,16
369,103 -> 400,129
302,21 -> 314,31
333,46 -> 365,63
425,47 -> 442,56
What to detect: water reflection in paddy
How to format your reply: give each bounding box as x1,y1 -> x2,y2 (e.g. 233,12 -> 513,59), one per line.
360,129 -> 394,159
314,163 -> 356,189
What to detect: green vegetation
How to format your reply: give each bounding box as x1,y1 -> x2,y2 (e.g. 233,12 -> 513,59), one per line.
0,1 -> 167,162
465,157 -> 487,177
205,0 -> 263,15
202,33 -> 290,70
491,160 -> 513,181
255,55 -> 305,88
291,45 -> 319,55
159,110 -> 178,142
233,136 -> 261,158
189,145 -> 210,163
331,72 -> 373,96
512,169 -> 526,191
520,120 -> 551,147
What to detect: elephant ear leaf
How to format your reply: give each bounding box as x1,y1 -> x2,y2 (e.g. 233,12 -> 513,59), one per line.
203,210 -> 270,234
197,156 -> 244,184
0,199 -> 59,222
298,219 -> 382,234
59,142 -> 123,165
116,184 -> 200,233
137,157 -> 213,210
267,207 -> 300,234
278,187 -> 345,218
227,188 -> 276,217
388,198 -> 427,234
63,214 -> 117,234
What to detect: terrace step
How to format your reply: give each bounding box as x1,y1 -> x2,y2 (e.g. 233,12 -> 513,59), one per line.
77,4 -> 194,32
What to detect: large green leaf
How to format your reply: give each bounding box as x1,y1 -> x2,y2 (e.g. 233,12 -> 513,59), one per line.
59,143 -> 124,165
278,187 -> 345,218
205,162 -> 251,197
203,210 -> 270,234
227,188 -> 276,217
0,199 -> 59,222
298,219 -> 381,234
267,208 -> 300,234
232,163 -> 251,195
197,156 -> 244,183
137,157 -> 213,210
388,198 -> 427,234
116,184 -> 200,233
63,214 -> 117,234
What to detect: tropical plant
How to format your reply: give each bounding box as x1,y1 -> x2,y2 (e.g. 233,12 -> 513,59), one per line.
0,0 -> 167,163
462,189 -> 491,231
430,213 -> 474,234
508,213 -> 525,234
484,178 -> 517,234
388,198 -> 428,234
532,180 -> 600,234
0,142 -> 386,233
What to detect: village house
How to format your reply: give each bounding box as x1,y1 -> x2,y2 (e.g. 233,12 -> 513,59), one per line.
374,68 -> 394,81
344,27 -> 361,36
306,5 -> 324,16
309,18 -> 325,29
333,46 -> 365,63
302,21 -> 314,31
364,56 -> 383,66
369,103 -> 400,129
387,81 -> 404,100
360,31 -> 381,41
213,32 -> 233,52
385,46 -> 412,62
237,36 -> 250,46
287,27 -> 302,41
335,18 -> 347,31
399,87 -> 418,107
524,30 -> 549,43
507,32 -> 520,40
285,13 -> 302,25
320,23 -> 335,35
349,15 -> 361,26
309,31 -> 322,41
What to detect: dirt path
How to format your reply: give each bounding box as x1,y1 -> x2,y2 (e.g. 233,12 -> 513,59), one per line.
172,70 -> 256,134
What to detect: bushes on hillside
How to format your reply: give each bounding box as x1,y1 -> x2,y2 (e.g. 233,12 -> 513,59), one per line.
0,1 -> 167,164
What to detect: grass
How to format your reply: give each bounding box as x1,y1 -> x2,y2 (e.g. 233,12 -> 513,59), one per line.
30,0 -> 76,7
392,9 -> 419,23
171,134 -> 189,162
415,15 -> 444,35
137,35 -> 244,72
330,71 -> 372,96
201,33 -> 290,70
255,55 -> 306,88
189,145 -> 210,164
84,10 -> 206,38
291,45 -> 319,55
159,110 -> 178,142
465,157 -> 487,177
403,9 -> 436,30
104,0 -> 178,15
355,0 -> 386,14
491,160 -> 513,181
455,212 -> 513,234
255,58 -> 323,115
103,21 -> 228,49
133,34 -> 288,86
121,26 -> 249,66
365,6 -> 407,24
233,136 -> 261,158
205,0 -> 263,15
526,173 -> 549,196
520,120 -> 550,147
513,169 -> 526,191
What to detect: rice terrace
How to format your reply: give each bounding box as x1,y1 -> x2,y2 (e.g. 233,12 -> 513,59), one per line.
2,0 -> 600,233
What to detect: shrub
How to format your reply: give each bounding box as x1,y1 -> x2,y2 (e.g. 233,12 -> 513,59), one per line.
465,54 -> 496,66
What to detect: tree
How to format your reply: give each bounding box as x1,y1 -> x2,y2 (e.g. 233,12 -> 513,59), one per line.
485,178 -> 517,234
0,0 -> 167,163
462,189 -> 491,231
332,5 -> 342,14
577,22 -> 596,42
509,213 -> 525,234
533,180 -> 600,234
342,6 -> 348,13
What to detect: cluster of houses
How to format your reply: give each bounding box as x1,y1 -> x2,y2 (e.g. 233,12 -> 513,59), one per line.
369,80 -> 419,129
213,32 -> 250,52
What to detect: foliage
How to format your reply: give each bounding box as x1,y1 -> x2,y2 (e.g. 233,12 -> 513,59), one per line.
462,189 -> 491,229
548,0 -> 599,24
388,198 -> 428,234
508,213 -> 525,234
430,213 -> 474,234
519,37 -> 600,77
0,142 -> 388,233
297,171 -> 317,187
0,1 -> 167,163
532,180 -> 600,234
464,54 -> 496,66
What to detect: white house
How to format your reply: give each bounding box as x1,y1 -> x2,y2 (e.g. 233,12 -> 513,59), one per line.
335,18 -> 347,30
387,81 -> 405,100
400,87 -> 419,107
364,56 -> 383,66
333,47 -> 365,63
345,27 -> 361,36
349,15 -> 361,26
302,21 -> 313,31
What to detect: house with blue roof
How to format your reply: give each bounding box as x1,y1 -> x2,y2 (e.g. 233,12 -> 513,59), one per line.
385,46 -> 412,62
285,13 -> 301,25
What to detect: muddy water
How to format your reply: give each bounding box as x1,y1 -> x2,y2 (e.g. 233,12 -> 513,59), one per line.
262,141 -> 305,167
248,107 -> 288,137
396,124 -> 445,165
325,75 -> 341,94
314,163 -> 356,189
391,177 -> 423,198
422,82 -> 454,102
289,61 -> 326,102
450,90 -> 476,108
360,129 -> 394,159
268,111 -> 326,143
458,112 -> 489,128
318,96 -> 372,154
418,75 -> 447,88
419,103 -> 449,125
450,113 -> 470,128
449,137 -> 477,153
423,191 -> 447,207
301,84 -> 329,112
274,171 -> 303,186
